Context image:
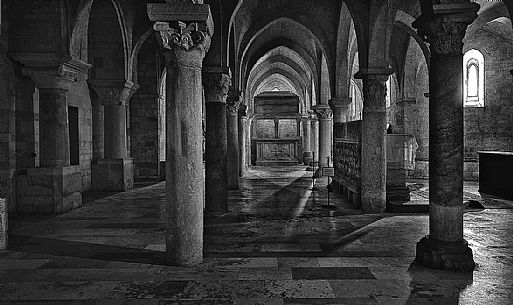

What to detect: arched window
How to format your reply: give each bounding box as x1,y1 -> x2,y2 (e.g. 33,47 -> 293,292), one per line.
463,49 -> 485,107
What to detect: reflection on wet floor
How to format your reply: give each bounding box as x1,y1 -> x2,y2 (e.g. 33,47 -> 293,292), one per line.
1,166 -> 512,304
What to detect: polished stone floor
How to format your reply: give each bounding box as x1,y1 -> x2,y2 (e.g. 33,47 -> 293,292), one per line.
1,166 -> 513,304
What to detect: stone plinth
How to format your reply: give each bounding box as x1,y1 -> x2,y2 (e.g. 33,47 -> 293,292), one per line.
16,166 -> 82,215
0,198 -> 7,251
92,158 -> 134,191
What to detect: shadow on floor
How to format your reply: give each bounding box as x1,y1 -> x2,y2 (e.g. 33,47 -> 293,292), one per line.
9,235 -> 167,265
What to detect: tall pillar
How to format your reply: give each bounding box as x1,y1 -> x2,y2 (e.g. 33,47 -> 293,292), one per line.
313,104 -> 333,169
148,1 -> 213,265
89,80 -> 138,191
18,62 -> 88,214
355,69 -> 392,214
238,104 -> 247,177
413,1 -> 478,271
91,102 -> 104,161
226,90 -> 241,189
310,112 -> 319,163
203,72 -> 230,212
301,115 -> 312,164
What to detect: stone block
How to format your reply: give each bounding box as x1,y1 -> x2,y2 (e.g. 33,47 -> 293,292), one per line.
0,198 -> 7,250
15,166 -> 82,215
92,158 -> 134,191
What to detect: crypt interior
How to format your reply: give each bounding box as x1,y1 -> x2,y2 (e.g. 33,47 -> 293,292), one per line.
1,0 -> 513,303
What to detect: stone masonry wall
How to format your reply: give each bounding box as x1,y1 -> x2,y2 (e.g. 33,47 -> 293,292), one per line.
130,35 -> 160,179
463,23 -> 513,180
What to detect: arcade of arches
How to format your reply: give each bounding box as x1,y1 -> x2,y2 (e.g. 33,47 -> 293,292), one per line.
1,0 -> 513,303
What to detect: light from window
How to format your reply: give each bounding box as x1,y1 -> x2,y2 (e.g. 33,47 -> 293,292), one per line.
463,49 -> 485,107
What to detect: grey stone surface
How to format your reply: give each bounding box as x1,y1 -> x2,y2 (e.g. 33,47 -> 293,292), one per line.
15,166 -> 83,215
0,198 -> 7,250
91,158 -> 134,191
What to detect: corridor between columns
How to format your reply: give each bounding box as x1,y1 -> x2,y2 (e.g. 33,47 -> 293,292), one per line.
2,166 -> 512,303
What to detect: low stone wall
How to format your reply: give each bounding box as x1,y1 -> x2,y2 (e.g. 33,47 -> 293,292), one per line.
333,121 -> 362,208
1,198 -> 8,250
16,166 -> 83,215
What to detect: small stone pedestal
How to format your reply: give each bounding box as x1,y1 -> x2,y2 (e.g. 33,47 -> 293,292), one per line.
416,236 -> 475,271
386,134 -> 416,204
16,166 -> 83,215
92,158 -> 134,191
0,198 -> 7,251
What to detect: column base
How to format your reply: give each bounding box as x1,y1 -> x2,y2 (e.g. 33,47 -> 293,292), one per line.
0,198 -> 7,250
415,236 -> 475,271
92,158 -> 134,191
16,166 -> 83,215
159,161 -> 166,182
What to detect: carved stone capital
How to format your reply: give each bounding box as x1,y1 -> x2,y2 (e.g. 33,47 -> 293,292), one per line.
154,21 -> 211,54
413,2 -> 479,56
226,90 -> 242,116
329,97 -> 352,123
362,78 -> 387,114
203,72 -> 231,104
313,105 -> 333,120
88,80 -> 139,106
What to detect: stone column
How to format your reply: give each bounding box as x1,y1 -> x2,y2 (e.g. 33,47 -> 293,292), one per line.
310,112 -> 319,164
301,115 -> 312,165
313,104 -> 333,169
19,63 -> 87,214
91,99 -> 104,162
149,3 -> 213,265
329,97 -> 352,124
238,104 -> 247,177
226,90 -> 241,189
355,69 -> 392,214
413,1 -> 478,271
203,72 -> 230,211
89,80 -> 138,191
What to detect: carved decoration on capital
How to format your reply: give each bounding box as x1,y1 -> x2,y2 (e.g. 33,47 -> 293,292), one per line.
23,65 -> 82,90
88,81 -> 139,106
363,78 -> 387,112
227,90 -> 242,116
154,21 -> 211,54
203,73 -> 231,104
314,106 -> 333,120
415,3 -> 478,56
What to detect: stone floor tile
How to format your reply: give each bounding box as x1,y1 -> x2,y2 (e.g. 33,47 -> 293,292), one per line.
329,280 -> 411,299
238,268 -> 293,280
291,267 -> 375,280
264,280 -> 336,298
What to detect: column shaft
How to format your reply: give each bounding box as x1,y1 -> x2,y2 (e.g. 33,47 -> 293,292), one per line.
311,119 -> 319,162
104,104 -> 127,159
92,104 -> 104,161
204,72 -> 230,212
302,118 -> 312,164
165,53 -> 205,266
429,55 -> 464,242
39,88 -> 70,167
238,105 -> 247,177
226,92 -> 241,189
